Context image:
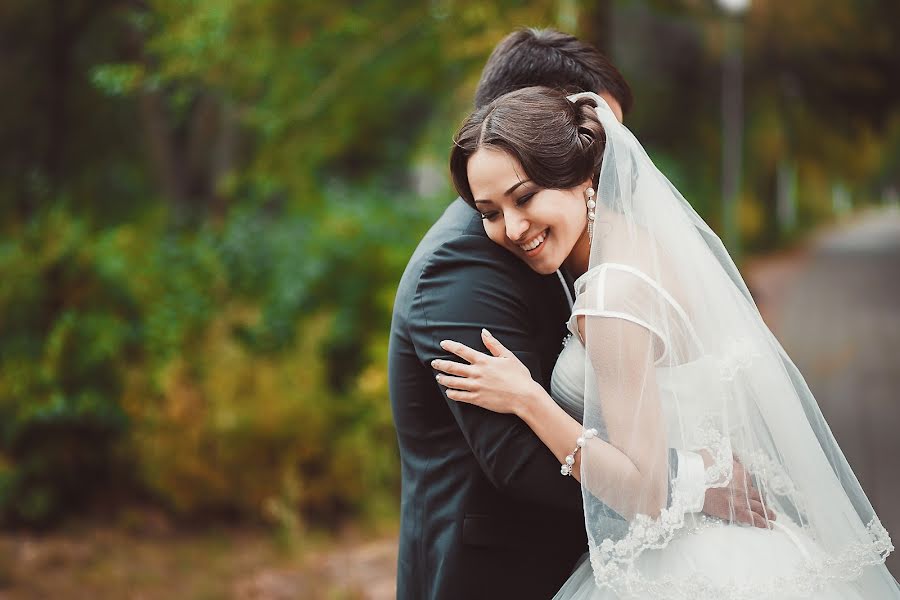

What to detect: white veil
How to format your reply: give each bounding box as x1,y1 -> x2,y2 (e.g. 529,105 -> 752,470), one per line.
566,92 -> 896,598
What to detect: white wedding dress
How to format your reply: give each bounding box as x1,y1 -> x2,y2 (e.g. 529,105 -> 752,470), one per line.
530,90 -> 900,599
549,264 -> 895,600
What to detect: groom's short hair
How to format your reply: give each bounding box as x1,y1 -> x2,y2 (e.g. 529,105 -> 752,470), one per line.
474,28 -> 633,114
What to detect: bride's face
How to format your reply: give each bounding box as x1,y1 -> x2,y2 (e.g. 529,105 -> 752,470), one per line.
467,147 -> 591,276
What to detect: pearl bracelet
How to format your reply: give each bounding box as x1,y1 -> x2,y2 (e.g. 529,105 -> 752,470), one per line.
560,428 -> 598,476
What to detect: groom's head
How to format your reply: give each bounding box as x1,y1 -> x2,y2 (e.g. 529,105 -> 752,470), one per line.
474,28 -> 632,123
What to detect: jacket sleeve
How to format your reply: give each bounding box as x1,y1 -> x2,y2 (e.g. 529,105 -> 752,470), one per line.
409,234 -> 583,513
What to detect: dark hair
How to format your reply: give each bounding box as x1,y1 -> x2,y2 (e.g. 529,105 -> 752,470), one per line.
450,86 -> 605,208
474,28 -> 633,114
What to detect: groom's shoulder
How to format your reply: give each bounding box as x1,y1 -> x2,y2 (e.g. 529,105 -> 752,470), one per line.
400,198 -> 531,290
416,197 -> 490,253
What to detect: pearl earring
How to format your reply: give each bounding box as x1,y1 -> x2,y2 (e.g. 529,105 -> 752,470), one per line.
586,188 -> 596,240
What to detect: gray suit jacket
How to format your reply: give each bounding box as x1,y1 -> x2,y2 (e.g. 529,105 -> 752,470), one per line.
388,199 -> 587,600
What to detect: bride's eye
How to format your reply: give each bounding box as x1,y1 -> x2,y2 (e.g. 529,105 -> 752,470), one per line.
481,211 -> 499,221
516,192 -> 536,207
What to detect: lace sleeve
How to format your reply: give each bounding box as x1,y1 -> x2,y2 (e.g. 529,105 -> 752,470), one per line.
569,263 -> 697,366
573,263 -> 681,521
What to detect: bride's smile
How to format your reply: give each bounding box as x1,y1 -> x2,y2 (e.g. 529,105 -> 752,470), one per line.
466,147 -> 592,276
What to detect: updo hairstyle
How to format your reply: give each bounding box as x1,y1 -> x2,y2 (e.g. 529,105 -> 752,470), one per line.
450,86 -> 605,207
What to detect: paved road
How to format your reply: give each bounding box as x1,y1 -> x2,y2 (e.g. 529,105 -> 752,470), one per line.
770,209 -> 900,578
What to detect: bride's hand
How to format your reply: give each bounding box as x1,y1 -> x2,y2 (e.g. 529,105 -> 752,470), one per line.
432,329 -> 542,416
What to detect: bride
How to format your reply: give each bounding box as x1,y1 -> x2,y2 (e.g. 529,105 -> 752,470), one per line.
432,87 -> 898,599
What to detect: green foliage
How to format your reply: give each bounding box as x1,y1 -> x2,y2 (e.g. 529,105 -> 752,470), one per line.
90,64 -> 147,97
117,187 -> 437,523
0,184 -> 440,527
0,210 -> 137,525
120,189 -> 435,523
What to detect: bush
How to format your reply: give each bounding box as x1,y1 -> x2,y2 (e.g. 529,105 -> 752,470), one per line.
0,210 -> 137,525
0,188 -> 438,528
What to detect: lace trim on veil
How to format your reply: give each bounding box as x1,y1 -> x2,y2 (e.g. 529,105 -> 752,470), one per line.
586,404 -> 893,599
586,422 -> 893,598
588,517 -> 892,600
588,424 -> 734,581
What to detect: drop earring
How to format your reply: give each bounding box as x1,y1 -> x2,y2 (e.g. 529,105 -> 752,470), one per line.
585,188 -> 596,240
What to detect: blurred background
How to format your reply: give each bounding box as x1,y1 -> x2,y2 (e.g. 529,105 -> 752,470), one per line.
1,0 -> 898,597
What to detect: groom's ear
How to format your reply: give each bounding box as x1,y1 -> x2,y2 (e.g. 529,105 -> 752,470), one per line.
598,92 -> 624,123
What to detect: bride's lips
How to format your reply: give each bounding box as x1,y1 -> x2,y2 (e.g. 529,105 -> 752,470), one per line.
517,228 -> 549,258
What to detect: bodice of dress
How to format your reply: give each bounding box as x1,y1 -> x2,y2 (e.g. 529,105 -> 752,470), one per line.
551,333 -> 588,422
551,330 -> 724,445
550,263 -> 733,442
550,262 -> 762,453
551,261 -> 690,427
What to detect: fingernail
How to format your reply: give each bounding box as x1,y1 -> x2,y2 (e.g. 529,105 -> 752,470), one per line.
430,360 -> 438,367
481,328 -> 491,337
439,340 -> 448,349
435,374 -> 441,382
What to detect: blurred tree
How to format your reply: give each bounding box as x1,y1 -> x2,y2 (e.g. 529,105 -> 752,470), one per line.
580,0 -> 614,54
597,0 -> 900,247
0,0 -> 151,225
743,0 -> 900,246
91,0 -> 565,211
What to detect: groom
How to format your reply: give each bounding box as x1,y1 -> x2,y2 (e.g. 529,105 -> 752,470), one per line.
388,29 -> 766,600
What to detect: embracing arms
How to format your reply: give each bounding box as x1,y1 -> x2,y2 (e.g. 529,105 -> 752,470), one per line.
435,325 -> 774,526
435,323 -> 667,520
408,236 -> 583,512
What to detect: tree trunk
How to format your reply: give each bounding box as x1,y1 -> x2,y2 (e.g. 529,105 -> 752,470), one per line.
580,0 -> 613,55
46,0 -> 72,190
137,91 -> 188,206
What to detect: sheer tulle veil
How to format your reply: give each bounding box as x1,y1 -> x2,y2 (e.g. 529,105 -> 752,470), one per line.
564,91 -> 897,597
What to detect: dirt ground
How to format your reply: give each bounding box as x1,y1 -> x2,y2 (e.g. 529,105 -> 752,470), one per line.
0,511 -> 398,600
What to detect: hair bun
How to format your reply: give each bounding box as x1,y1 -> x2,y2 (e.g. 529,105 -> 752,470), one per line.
573,98 -> 606,172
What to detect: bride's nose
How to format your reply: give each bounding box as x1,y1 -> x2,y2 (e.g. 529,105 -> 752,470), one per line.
505,213 -> 529,241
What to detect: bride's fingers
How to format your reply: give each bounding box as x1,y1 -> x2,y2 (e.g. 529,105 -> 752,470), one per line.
440,339 -> 484,364
435,373 -> 475,391
445,388 -> 476,404
481,328 -> 510,358
430,359 -> 474,377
